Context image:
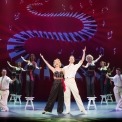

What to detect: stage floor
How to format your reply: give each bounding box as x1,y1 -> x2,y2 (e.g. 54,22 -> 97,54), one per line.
0,101 -> 122,122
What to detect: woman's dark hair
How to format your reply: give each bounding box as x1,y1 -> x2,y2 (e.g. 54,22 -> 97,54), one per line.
29,54 -> 36,61
16,62 -> 21,67
100,61 -> 106,66
2,69 -> 7,73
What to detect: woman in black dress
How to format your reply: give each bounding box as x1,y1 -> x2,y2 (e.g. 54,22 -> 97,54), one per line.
105,67 -> 114,94
7,61 -> 25,95
21,54 -> 41,97
40,54 -> 64,115
98,61 -> 109,95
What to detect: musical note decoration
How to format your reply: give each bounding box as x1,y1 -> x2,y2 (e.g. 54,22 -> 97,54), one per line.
71,50 -> 75,55
113,48 -> 116,55
101,7 -> 109,13
9,25 -> 12,31
69,5 -> 73,10
58,49 -> 62,55
89,0 -> 93,6
92,9 -> 95,14
20,0 -> 24,4
80,3 -> 83,9
14,12 -> 20,20
62,4 -> 66,11
96,47 -> 104,55
5,0 -> 8,4
107,31 -> 113,40
102,20 -> 105,27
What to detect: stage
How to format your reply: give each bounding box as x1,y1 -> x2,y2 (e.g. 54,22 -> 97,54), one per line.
0,101 -> 122,122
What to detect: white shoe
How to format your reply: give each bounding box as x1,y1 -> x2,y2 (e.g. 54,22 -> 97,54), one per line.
116,108 -> 122,111
64,111 -> 70,114
0,109 -> 8,112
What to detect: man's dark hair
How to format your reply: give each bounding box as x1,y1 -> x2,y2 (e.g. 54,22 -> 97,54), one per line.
116,68 -> 121,72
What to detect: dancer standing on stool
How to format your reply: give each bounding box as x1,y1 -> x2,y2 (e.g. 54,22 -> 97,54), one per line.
7,61 -> 25,95
63,47 -> 87,114
82,54 -> 102,97
0,69 -> 16,112
21,54 -> 41,97
98,61 -> 109,95
40,54 -> 64,115
107,68 -> 122,110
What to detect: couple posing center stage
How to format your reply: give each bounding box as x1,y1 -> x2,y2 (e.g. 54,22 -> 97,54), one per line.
40,47 -> 87,115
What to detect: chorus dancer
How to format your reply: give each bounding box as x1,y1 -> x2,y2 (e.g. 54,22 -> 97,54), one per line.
7,61 -> 25,95
105,67 -> 115,94
63,47 -> 87,114
0,69 -> 16,112
98,61 -> 109,95
107,68 -> 122,110
82,54 -> 102,97
40,54 -> 64,115
21,54 -> 41,97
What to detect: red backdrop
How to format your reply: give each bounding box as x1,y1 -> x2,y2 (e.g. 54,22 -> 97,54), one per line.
0,0 -> 122,101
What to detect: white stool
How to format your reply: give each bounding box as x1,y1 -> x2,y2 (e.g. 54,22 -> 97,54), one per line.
106,94 -> 113,102
14,95 -> 22,104
87,97 -> 97,110
25,97 -> 34,110
9,94 -> 16,102
100,95 -> 108,105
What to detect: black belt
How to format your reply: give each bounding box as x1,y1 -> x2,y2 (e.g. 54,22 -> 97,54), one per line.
54,78 -> 63,80
0,89 -> 9,91
115,86 -> 122,88
65,77 -> 74,79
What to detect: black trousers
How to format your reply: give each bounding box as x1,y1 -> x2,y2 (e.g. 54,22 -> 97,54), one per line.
15,75 -> 22,95
99,75 -> 106,95
44,80 -> 64,113
9,76 -> 22,95
26,74 -> 34,97
86,75 -> 95,97
9,82 -> 16,94
105,78 -> 112,94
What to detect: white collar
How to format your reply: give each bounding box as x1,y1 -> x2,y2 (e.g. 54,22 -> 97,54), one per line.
69,63 -> 74,66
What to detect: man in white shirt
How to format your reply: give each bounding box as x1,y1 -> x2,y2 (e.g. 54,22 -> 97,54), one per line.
107,68 -> 122,110
0,69 -> 15,112
63,47 -> 87,114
